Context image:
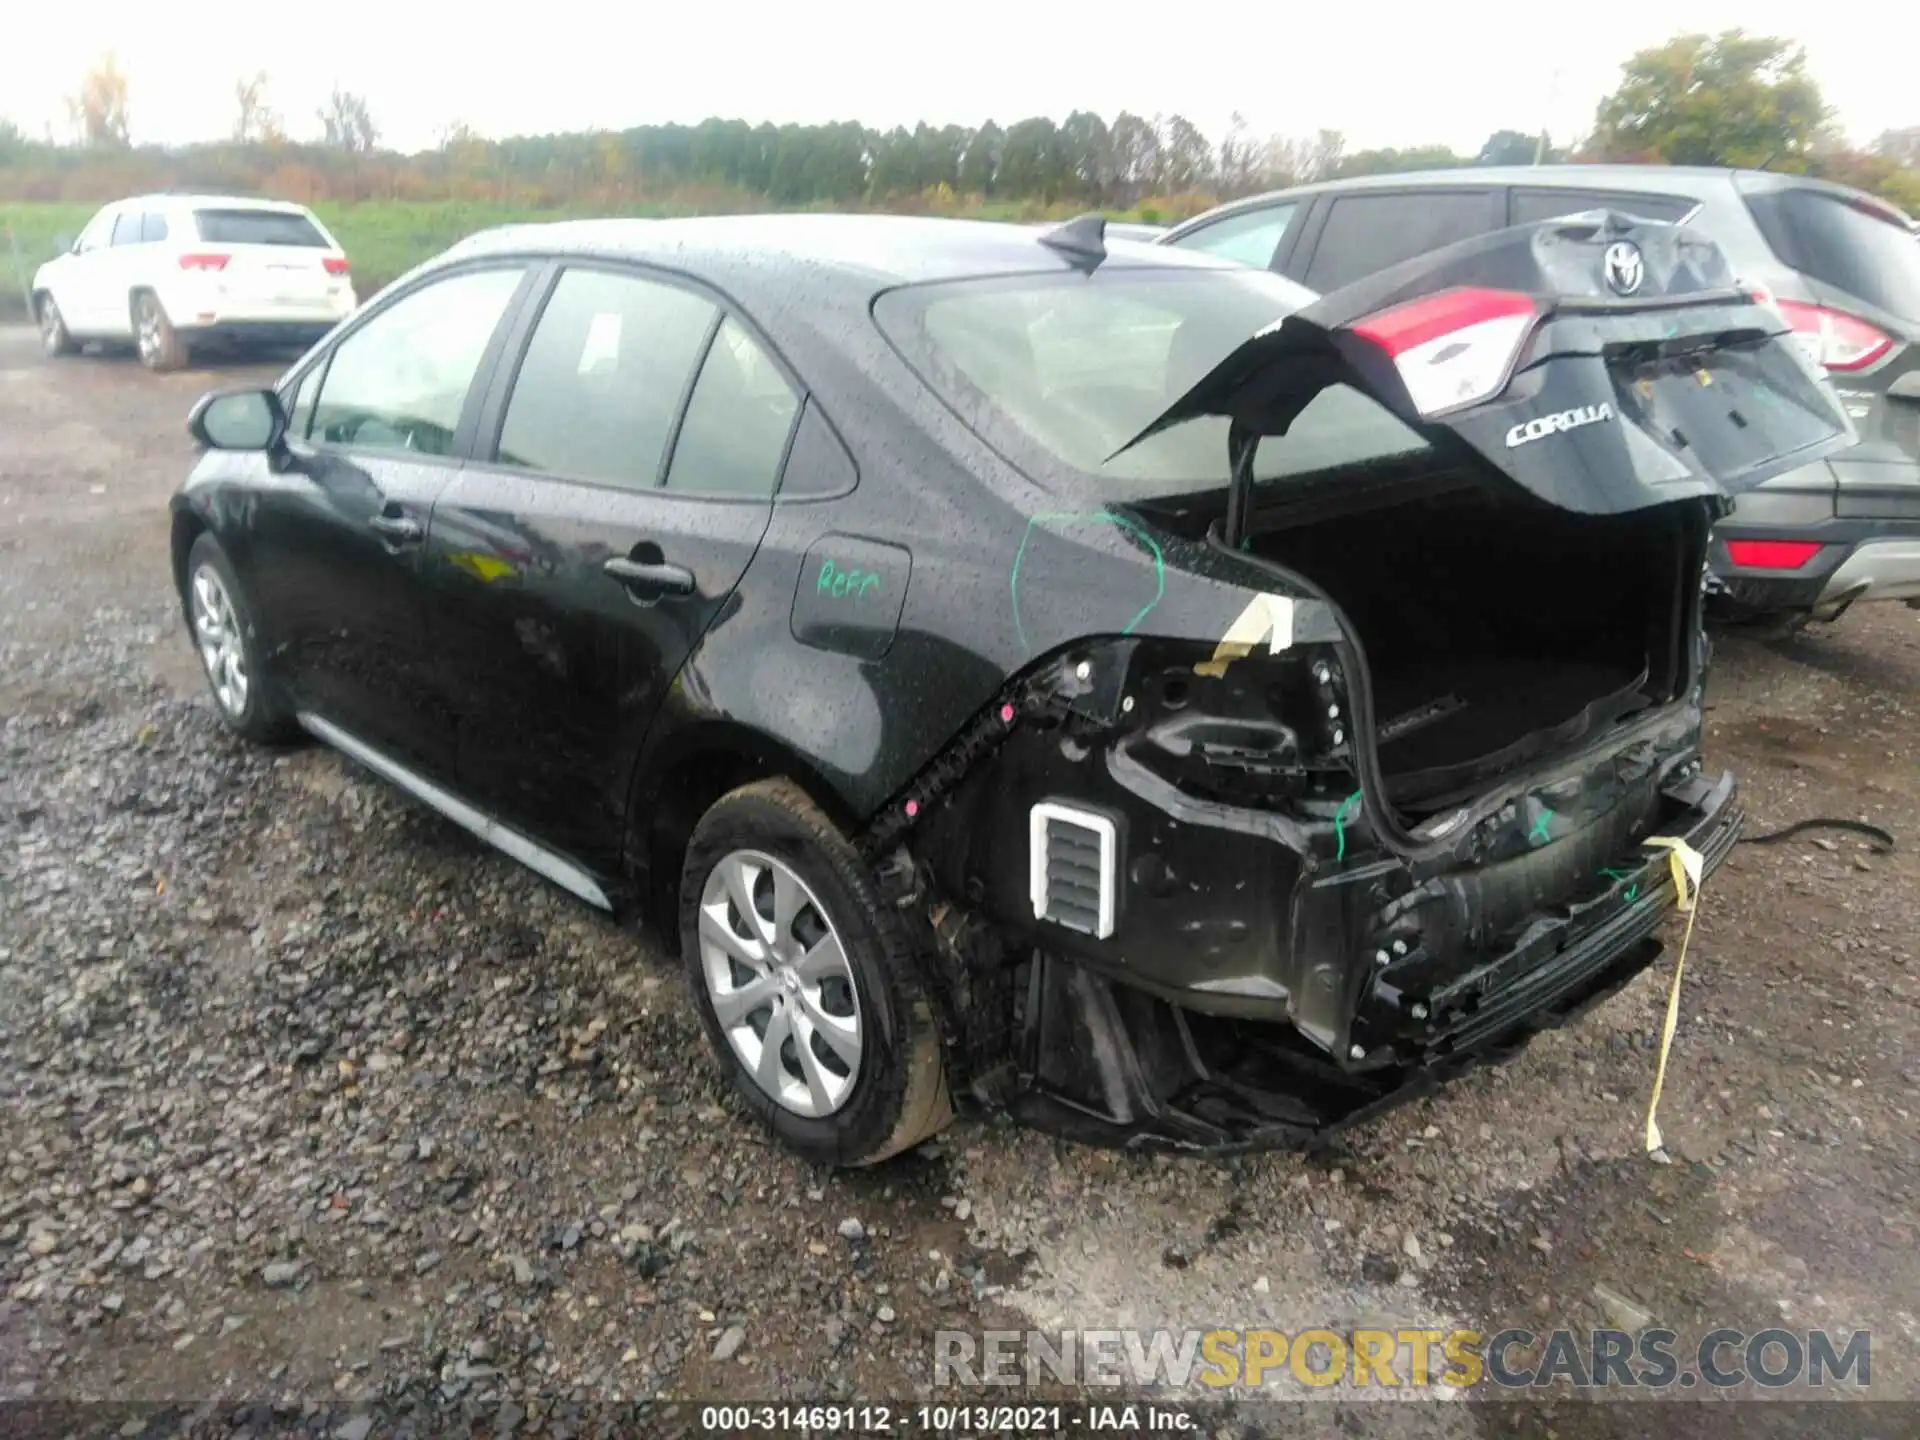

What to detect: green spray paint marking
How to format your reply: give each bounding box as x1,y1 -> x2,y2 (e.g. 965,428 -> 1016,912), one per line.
1599,866 -> 1639,903
1528,808 -> 1556,846
1333,790 -> 1363,863
1009,509 -> 1166,655
816,558 -> 882,601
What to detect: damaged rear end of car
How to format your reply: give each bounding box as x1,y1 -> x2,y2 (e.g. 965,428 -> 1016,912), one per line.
870,214 -> 1854,1152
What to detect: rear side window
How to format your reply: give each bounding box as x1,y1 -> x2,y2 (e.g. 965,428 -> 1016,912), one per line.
311,267 -> 524,456
110,212 -> 142,246
140,211 -> 170,243
1168,203 -> 1298,269
665,317 -> 800,496
1512,189 -> 1696,225
1303,191 -> 1501,292
194,209 -> 328,247
495,267 -> 718,490
1744,188 -> 1920,324
877,267 -> 1426,497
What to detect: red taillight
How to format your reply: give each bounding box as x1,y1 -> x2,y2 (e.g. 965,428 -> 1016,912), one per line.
1350,288 -> 1539,417
1725,540 -> 1823,570
1773,299 -> 1893,372
323,256 -> 351,277
177,252 -> 230,272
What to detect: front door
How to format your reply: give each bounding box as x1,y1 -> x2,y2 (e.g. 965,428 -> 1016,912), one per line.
242,263 -> 532,781
424,264 -> 798,875
56,206 -> 120,334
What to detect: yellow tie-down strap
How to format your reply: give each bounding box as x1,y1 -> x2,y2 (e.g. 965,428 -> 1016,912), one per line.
1641,835 -> 1706,1158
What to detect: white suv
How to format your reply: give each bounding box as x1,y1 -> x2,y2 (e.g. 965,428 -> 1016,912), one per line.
32,194 -> 356,371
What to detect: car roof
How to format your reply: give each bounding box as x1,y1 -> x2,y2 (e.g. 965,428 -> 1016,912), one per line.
447,213 -> 1233,299
117,193 -> 318,214
1168,164 -> 1888,229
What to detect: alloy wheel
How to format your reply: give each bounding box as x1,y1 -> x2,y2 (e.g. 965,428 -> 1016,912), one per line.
697,849 -> 863,1118
40,301 -> 66,355
189,563 -> 250,717
136,299 -> 162,366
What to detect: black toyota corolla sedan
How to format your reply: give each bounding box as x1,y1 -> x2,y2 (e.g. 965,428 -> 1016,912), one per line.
171,212 -> 1852,1164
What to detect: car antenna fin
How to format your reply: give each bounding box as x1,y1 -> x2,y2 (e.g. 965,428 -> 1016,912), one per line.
1038,213 -> 1108,273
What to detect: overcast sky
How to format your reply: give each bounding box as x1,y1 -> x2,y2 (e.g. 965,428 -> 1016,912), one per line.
5,1 -> 1912,158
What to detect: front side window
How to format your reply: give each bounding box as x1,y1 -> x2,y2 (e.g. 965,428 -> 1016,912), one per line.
285,362 -> 325,441
876,267 -> 1427,498
75,209 -> 115,252
311,267 -> 524,456
495,267 -> 718,489
665,318 -> 800,496
1169,203 -> 1298,270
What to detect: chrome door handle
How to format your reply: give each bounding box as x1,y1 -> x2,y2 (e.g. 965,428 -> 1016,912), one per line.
369,513 -> 423,544
603,556 -> 695,596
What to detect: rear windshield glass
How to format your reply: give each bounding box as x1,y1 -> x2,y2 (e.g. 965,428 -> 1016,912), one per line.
193,209 -> 329,247
874,267 -> 1429,495
1744,188 -> 1920,323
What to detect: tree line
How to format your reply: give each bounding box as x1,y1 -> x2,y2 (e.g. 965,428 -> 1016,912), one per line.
4,31 -> 1917,217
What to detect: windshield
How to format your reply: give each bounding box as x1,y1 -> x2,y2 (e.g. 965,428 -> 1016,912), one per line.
875,267 -> 1430,495
193,209 -> 330,248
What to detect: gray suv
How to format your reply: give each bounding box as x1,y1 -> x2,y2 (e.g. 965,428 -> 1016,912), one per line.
1161,166 -> 1920,633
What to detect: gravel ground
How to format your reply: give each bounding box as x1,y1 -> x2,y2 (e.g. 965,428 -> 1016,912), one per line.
2,327 -> 1916,1436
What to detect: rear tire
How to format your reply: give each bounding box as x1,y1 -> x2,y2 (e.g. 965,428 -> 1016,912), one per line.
37,294 -> 76,357
680,778 -> 952,1166
135,292 -> 189,372
184,534 -> 299,744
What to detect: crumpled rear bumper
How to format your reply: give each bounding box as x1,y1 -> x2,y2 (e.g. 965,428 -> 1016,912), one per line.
1005,770 -> 1742,1154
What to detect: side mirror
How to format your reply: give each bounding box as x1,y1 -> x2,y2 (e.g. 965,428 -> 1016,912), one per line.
188,388 -> 289,454
52,234 -> 75,255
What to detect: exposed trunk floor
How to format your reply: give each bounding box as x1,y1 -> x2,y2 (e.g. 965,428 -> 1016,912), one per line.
1374,654 -> 1649,782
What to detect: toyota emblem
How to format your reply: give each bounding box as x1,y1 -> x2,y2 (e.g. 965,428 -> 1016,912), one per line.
1603,240 -> 1645,296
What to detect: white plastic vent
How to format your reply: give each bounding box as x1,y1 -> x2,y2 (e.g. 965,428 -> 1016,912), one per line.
1029,802 -> 1117,939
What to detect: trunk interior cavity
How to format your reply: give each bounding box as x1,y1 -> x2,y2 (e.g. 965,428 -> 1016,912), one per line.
1246,475 -> 1696,812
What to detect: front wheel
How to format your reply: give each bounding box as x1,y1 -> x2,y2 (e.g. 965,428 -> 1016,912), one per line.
135,292 -> 189,372
680,778 -> 952,1166
37,295 -> 77,357
184,534 -> 298,744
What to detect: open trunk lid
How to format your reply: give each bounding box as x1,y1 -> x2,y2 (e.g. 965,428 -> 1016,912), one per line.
1118,211 -> 1858,519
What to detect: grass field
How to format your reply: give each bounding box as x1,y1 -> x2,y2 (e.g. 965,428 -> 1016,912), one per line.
0,200 -> 680,320
0,195 -> 1151,321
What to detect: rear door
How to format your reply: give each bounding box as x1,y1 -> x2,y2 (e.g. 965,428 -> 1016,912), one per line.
1288,188 -> 1504,293
190,206 -> 346,320
96,209 -> 149,337
1123,213 -> 1856,515
1739,182 -> 1920,519
425,263 -> 795,874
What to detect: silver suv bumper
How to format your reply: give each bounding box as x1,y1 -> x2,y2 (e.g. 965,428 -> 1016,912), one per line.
1816,539 -> 1920,618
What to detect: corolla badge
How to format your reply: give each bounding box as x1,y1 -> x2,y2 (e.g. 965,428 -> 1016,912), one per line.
1603,240 -> 1645,296
1506,402 -> 1615,448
